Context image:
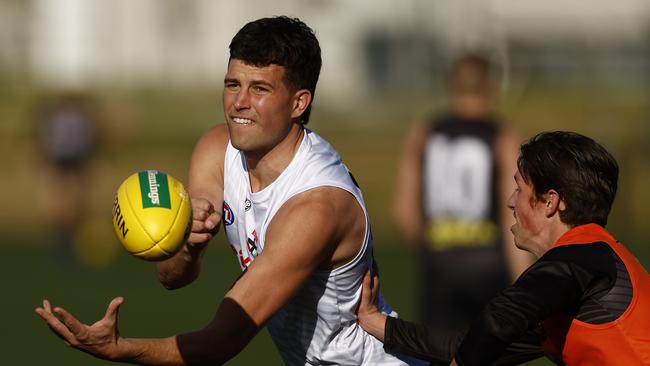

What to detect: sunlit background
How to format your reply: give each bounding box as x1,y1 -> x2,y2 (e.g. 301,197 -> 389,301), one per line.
2,1 -> 649,365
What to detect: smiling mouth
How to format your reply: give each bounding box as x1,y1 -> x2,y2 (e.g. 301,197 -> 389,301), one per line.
232,117 -> 253,125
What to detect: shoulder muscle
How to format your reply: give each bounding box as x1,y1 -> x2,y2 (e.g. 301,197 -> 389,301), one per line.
188,124 -> 229,207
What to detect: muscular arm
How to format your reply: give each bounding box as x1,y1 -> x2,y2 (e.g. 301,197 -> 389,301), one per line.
178,186 -> 361,361
166,188 -> 360,362
36,296 -> 259,365
392,121 -> 430,244
225,186 -> 360,323
156,125 -> 228,289
37,186 -> 361,365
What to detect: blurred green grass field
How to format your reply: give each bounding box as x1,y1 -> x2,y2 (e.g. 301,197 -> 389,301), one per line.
4,235 -> 554,366
4,231 -> 414,365
2,83 -> 648,365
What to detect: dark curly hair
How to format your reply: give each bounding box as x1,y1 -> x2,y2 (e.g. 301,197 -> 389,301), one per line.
517,131 -> 619,227
229,16 -> 322,124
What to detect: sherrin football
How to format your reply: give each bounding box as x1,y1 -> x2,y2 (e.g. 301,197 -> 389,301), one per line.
112,170 -> 192,261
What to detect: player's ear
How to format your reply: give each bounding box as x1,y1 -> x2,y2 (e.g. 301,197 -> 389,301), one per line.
544,189 -> 562,217
291,89 -> 312,119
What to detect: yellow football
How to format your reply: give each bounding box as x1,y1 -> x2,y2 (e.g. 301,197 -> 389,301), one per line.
112,170 -> 192,261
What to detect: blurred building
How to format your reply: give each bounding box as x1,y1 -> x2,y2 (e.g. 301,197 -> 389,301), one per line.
1,0 -> 650,101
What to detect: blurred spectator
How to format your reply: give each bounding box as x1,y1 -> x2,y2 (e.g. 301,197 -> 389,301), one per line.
393,53 -> 532,331
35,92 -> 100,265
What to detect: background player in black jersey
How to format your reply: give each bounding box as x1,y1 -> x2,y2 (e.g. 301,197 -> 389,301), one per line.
35,92 -> 100,266
393,53 -> 532,332
359,131 -> 650,365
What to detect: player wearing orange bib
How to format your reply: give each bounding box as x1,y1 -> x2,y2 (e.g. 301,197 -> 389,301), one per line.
358,131 -> 650,365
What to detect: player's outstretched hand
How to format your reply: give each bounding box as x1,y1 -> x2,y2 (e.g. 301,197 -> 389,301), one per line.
356,269 -> 387,341
189,197 -> 220,248
35,297 -> 124,360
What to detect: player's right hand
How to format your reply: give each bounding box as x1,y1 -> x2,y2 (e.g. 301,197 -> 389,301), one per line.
36,298 -> 125,360
356,270 -> 387,341
188,197 -> 221,248
357,270 -> 380,318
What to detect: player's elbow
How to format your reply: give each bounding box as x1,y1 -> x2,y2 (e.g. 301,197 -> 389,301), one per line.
159,275 -> 196,290
158,277 -> 183,290
156,268 -> 198,290
394,216 -> 423,244
392,204 -> 423,244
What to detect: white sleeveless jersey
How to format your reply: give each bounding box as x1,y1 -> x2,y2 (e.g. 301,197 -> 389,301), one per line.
222,128 -> 412,365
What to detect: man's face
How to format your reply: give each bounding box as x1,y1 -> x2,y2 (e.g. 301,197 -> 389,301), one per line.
222,59 -> 302,156
507,170 -> 548,256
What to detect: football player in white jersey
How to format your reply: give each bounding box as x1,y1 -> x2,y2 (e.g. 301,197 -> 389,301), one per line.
36,16 -> 423,365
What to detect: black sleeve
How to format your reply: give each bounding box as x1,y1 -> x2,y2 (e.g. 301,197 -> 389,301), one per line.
492,326 -> 545,365
384,316 -> 463,365
384,317 -> 544,365
455,243 -> 615,366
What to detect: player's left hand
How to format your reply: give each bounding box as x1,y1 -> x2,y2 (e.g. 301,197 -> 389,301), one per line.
35,297 -> 124,360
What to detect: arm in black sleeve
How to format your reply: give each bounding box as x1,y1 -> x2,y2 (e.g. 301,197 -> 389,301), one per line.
455,243 -> 616,366
493,326 -> 545,366
384,317 -> 543,366
385,317 -> 544,366
384,316 -> 463,365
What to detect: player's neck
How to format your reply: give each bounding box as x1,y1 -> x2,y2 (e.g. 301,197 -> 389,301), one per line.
246,125 -> 304,193
533,218 -> 572,257
452,96 -> 494,120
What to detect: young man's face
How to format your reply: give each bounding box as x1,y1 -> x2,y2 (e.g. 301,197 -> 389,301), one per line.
222,59 -> 305,157
507,169 -> 548,256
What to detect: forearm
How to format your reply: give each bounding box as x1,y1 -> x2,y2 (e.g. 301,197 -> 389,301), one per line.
455,324 -> 545,366
384,317 -> 462,364
357,297 -> 461,363
156,244 -> 205,289
118,297 -> 259,365
114,336 -> 186,365
357,295 -> 458,363
455,252 -> 592,365
383,318 -> 540,366
115,335 -> 233,366
357,309 -> 387,341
